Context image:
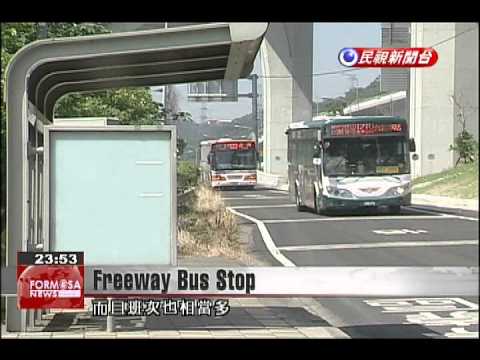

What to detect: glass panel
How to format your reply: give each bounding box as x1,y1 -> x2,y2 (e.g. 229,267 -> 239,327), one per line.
323,136 -> 408,177
50,131 -> 172,265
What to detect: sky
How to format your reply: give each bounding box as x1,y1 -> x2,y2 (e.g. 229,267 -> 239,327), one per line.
152,22 -> 381,122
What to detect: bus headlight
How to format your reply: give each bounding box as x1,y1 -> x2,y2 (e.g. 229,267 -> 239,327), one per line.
326,186 -> 353,198
386,185 -> 409,197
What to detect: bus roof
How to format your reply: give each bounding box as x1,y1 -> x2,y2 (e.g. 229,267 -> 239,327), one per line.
286,115 -> 407,132
200,138 -> 255,145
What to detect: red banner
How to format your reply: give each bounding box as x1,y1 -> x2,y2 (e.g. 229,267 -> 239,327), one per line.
339,48 -> 438,68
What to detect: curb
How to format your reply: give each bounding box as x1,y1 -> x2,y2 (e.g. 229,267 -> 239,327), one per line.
412,194 -> 478,212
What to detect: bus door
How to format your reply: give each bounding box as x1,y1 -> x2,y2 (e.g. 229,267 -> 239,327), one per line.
300,131 -> 316,208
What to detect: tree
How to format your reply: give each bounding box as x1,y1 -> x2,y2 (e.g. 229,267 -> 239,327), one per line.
55,88 -> 164,125
449,93 -> 479,165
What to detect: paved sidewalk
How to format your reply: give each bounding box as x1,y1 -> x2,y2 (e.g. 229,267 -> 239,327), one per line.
1,255 -> 349,339
1,298 -> 349,339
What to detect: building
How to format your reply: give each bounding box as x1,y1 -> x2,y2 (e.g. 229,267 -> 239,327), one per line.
343,91 -> 407,118
345,24 -> 410,120
381,23 -> 411,94
409,22 -> 479,178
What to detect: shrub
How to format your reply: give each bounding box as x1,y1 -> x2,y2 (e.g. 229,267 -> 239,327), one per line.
177,161 -> 199,192
450,130 -> 479,166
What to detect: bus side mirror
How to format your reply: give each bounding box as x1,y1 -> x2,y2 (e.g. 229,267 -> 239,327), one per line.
207,153 -> 212,164
409,138 -> 416,152
313,144 -> 322,158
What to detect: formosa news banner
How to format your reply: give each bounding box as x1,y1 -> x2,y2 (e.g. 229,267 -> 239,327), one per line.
14,251 -> 477,311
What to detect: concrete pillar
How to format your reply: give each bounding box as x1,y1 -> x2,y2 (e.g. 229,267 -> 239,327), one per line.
261,23 -> 313,180
409,23 -> 456,178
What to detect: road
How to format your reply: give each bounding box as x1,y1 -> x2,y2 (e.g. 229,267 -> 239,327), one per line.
222,187 -> 479,338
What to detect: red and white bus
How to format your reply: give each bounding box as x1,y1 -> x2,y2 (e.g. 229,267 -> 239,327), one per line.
200,138 -> 257,189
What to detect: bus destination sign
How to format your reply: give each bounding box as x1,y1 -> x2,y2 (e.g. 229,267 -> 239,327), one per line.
213,142 -> 255,151
330,123 -> 404,137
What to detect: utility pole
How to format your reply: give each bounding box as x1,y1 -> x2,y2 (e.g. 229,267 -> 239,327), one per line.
237,74 -> 259,145
234,75 -> 260,168
250,73 -> 259,147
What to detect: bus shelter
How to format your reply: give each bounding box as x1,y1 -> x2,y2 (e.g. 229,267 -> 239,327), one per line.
5,22 -> 268,331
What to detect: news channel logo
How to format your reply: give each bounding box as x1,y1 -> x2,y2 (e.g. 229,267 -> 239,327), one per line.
338,48 -> 359,67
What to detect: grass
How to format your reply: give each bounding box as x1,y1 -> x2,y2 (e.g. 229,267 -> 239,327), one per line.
413,161 -> 478,199
177,185 -> 246,259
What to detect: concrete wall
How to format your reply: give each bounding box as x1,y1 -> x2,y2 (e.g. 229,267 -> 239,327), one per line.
409,23 -> 457,178
261,23 -> 313,178
410,22 -> 479,178
454,23 -> 479,141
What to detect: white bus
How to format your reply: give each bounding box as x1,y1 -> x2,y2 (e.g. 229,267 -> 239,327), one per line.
286,116 -> 416,214
199,138 -> 257,189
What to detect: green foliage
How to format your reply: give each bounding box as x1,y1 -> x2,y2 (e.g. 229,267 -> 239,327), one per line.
55,88 -> 164,125
450,130 -> 479,165
344,76 -> 383,105
313,76 -> 388,115
177,161 -> 199,192
413,160 -> 478,199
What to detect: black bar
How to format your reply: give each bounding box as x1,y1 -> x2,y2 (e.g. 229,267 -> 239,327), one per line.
17,252 -> 84,265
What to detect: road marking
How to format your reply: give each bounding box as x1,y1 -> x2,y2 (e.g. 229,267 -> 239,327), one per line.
409,206 -> 479,221
230,204 -> 296,209
277,240 -> 479,252
372,229 -> 429,235
364,298 -> 478,338
261,215 -> 450,224
223,196 -> 289,200
227,207 -> 296,267
269,190 -> 289,195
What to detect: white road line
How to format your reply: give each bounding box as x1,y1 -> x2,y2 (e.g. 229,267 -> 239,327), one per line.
262,215 -> 451,224
227,207 -> 296,267
223,196 -> 289,200
408,206 -> 479,221
269,190 -> 289,195
278,240 -> 479,252
230,204 -> 296,209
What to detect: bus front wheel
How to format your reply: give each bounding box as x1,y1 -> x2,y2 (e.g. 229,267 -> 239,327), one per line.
314,191 -> 326,215
295,187 -> 307,212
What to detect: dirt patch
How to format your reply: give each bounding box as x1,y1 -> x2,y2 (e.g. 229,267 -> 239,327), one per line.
178,186 -> 248,261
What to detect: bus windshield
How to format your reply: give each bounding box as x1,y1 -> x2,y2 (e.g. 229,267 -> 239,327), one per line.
213,149 -> 256,171
323,136 -> 409,177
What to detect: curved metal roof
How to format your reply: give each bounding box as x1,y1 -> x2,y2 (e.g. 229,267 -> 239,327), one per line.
7,22 -> 268,121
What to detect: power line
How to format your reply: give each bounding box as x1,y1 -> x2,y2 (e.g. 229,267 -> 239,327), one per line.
258,24 -> 478,80
429,25 -> 478,49
257,67 -> 369,79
